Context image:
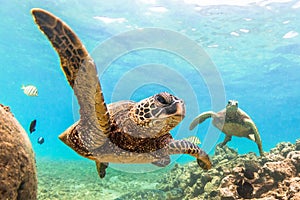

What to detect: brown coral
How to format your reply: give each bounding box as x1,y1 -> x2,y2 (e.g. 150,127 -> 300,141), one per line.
157,140 -> 300,199
0,104 -> 37,200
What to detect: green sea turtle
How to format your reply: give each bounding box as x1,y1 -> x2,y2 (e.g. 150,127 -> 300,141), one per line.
31,8 -> 212,178
190,100 -> 264,156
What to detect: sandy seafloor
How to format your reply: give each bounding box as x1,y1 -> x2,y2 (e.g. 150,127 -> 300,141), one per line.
36,159 -> 171,200
36,138 -> 300,200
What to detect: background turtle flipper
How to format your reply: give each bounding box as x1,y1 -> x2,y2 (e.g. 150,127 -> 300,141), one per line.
189,111 -> 216,130
31,9 -> 111,148
244,119 -> 264,156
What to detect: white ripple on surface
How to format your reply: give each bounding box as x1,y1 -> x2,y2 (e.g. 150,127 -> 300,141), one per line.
140,0 -> 157,4
207,44 -> 219,48
282,31 -> 299,39
230,31 -> 240,37
240,29 -> 250,33
282,20 -> 290,24
292,0 -> 300,8
184,0 -> 293,6
93,16 -> 127,24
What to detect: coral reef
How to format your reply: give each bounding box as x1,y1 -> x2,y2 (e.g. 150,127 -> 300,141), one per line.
0,104 -> 37,200
157,140 -> 300,199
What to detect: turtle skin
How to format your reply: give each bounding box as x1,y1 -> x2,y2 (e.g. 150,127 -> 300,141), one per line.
190,100 -> 264,156
31,8 -> 212,179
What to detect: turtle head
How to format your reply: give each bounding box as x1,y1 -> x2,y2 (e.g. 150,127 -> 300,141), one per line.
130,92 -> 185,137
226,100 -> 239,112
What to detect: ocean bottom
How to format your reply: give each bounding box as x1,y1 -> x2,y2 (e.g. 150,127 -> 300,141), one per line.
37,159 -> 172,200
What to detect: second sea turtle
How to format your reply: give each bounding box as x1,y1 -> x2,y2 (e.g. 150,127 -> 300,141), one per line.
190,100 -> 264,156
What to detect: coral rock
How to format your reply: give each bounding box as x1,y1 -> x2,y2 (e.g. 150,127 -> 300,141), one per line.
286,151 -> 300,172
262,160 -> 296,181
295,139 -> 300,151
219,185 -> 237,199
270,142 -> 295,157
157,141 -> 300,200
0,104 -> 37,199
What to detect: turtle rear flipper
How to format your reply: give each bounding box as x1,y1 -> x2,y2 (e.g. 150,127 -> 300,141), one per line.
31,9 -> 111,149
96,161 -> 109,179
167,140 -> 212,170
58,122 -> 94,158
151,156 -> 171,167
220,135 -> 232,147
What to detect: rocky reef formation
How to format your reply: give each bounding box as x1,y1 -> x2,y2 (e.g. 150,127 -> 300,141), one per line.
157,140 -> 300,199
0,104 -> 37,200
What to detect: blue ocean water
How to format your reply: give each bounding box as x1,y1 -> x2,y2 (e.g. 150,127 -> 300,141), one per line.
0,0 -> 300,167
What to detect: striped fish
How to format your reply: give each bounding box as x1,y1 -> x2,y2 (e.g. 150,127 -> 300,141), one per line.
183,136 -> 201,145
21,85 -> 38,97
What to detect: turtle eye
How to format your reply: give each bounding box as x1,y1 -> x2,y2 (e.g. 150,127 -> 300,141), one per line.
156,95 -> 168,105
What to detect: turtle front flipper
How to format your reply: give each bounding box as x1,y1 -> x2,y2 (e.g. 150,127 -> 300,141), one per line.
167,140 -> 212,170
31,9 -> 111,149
189,111 -> 216,130
244,119 -> 264,156
96,161 -> 109,179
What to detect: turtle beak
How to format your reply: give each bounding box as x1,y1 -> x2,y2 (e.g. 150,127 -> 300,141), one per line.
155,99 -> 185,119
174,100 -> 185,118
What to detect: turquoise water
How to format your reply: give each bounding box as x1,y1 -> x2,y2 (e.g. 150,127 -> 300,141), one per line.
1,0 -> 300,186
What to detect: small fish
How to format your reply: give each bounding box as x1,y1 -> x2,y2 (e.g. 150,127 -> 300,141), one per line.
183,136 -> 201,145
37,137 -> 44,144
21,85 -> 38,96
29,119 -> 37,134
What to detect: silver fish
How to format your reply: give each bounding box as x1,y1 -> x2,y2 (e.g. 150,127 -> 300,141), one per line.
21,85 -> 38,96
